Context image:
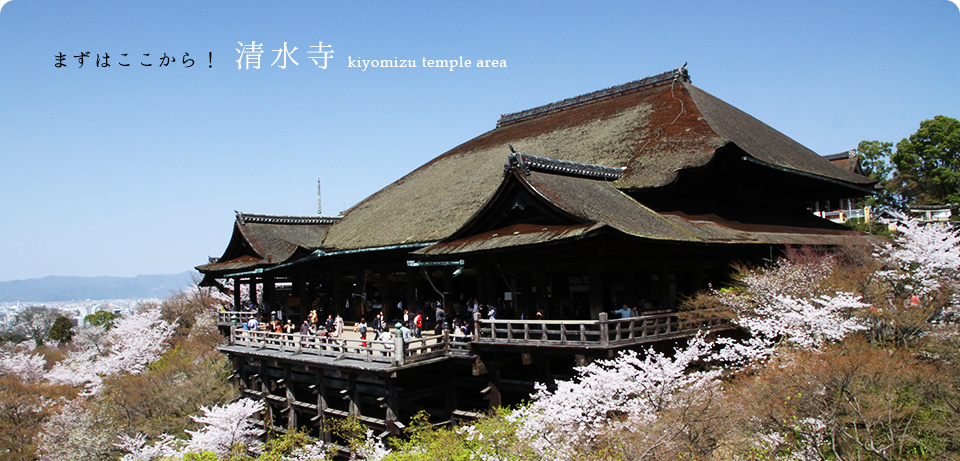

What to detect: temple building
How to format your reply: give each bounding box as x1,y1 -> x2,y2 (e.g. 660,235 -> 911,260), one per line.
198,67 -> 876,439
198,67 -> 873,324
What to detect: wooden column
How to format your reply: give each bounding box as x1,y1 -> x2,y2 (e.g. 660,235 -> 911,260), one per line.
284,365 -> 296,431
475,264 -> 485,304
354,267 -> 365,320
233,277 -> 242,310
385,379 -> 401,435
332,269 -> 342,316
442,269 -> 453,311
535,267 -> 549,318
347,373 -> 360,416
379,263 -> 392,321
588,263 -> 603,320
625,265 -> 638,308
659,261 -> 670,309
264,278 -> 276,311
555,270 -> 569,320
315,369 -> 330,443
297,280 -> 309,320
405,264 -> 417,312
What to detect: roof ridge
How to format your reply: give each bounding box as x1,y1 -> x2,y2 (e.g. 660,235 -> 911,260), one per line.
496,66 -> 690,128
504,151 -> 625,181
235,211 -> 341,226
823,149 -> 856,161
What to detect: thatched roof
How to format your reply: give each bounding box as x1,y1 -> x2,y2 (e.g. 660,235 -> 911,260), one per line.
417,160 -> 862,257
321,68 -> 871,252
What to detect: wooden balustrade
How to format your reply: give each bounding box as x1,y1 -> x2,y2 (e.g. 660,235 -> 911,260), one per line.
474,312 -> 729,348
218,311 -> 257,325
226,312 -> 730,365
228,329 -> 452,366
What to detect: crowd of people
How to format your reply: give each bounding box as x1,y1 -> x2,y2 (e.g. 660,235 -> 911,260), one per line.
234,295 -> 662,346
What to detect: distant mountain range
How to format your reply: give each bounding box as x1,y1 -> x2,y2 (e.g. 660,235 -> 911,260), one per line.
0,272 -> 197,303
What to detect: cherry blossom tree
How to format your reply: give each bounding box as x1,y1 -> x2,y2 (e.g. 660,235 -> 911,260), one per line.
0,348 -> 47,383
46,307 -> 176,392
35,397 -> 118,461
512,334 -> 721,458
875,219 -> 960,299
117,398 -> 264,460
185,398 -> 264,456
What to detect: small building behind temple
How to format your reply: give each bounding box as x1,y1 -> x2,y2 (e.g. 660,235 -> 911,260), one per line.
198,67 -> 874,324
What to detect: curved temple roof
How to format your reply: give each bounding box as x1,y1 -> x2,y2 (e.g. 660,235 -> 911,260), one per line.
320,68 -> 872,252
196,213 -> 339,274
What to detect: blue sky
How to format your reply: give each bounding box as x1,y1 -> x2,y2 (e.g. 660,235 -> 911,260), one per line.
0,0 -> 957,281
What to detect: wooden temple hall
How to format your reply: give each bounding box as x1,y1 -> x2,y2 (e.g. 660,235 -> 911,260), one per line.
198,67 -> 875,438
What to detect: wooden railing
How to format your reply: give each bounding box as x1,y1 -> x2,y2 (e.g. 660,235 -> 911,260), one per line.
219,311 -> 257,325
474,312 -> 728,348
225,312 -> 729,365
228,329 -> 455,366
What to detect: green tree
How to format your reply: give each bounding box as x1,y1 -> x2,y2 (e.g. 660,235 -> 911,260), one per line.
856,140 -> 899,209
84,310 -> 121,330
892,115 -> 960,206
47,316 -> 74,344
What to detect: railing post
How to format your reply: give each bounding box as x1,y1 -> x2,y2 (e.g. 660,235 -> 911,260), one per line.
443,330 -> 450,355
230,325 -> 236,345
473,312 -> 481,342
394,333 -> 405,366
599,313 -> 609,347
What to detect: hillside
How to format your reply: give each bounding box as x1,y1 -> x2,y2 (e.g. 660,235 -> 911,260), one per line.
0,271 -> 197,302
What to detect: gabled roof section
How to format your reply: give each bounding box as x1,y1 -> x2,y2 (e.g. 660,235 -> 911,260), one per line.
196,212 -> 339,274
418,153 -> 866,256
418,155 -> 700,256
684,85 -> 874,186
823,149 -> 866,177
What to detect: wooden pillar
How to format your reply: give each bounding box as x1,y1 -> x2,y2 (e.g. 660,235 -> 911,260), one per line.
354,267 -> 365,320
315,370 -> 330,443
405,264 -> 417,312
264,278 -> 276,311
588,263 -> 603,320
516,271 -> 531,320
445,375 -> 457,418
379,263 -> 392,322
234,356 -> 246,390
284,365 -> 296,431
535,267 -> 548,318
347,373 -> 360,416
555,269 -> 569,320
332,269 -> 342,316
625,265 -> 638,308
659,261 -> 670,309
297,280 -> 308,320
385,379 -> 401,435
475,264 -> 485,305
233,277 -> 242,310
442,269 -> 453,311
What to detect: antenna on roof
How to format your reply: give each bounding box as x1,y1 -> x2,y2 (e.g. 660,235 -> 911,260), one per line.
317,179 -> 322,216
